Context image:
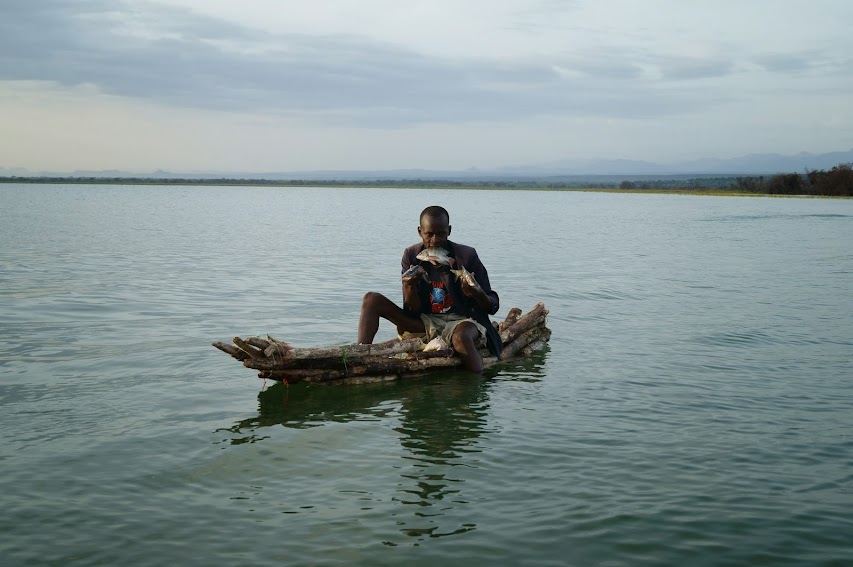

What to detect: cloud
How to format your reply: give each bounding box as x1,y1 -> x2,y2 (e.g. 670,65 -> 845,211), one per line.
656,55 -> 736,81
753,53 -> 816,74
2,0 -> 853,171
752,50 -> 853,83
0,0 -> 754,127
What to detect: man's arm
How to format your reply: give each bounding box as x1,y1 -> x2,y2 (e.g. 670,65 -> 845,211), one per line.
401,252 -> 423,314
460,279 -> 494,313
460,248 -> 499,315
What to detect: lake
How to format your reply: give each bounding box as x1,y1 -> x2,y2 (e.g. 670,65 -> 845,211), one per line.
1,184 -> 852,566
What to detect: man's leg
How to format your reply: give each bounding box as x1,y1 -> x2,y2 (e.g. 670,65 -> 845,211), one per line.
451,321 -> 484,373
358,292 -> 425,344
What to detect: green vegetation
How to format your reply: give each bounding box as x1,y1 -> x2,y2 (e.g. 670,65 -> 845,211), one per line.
2,163 -> 851,197
732,164 -> 853,197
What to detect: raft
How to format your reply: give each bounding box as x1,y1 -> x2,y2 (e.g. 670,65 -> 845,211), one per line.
213,303 -> 550,385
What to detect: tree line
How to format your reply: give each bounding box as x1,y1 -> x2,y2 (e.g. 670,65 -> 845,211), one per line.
1,163 -> 850,196
731,164 -> 852,196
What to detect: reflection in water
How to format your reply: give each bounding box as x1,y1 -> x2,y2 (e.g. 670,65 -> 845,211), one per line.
391,373 -> 491,540
396,374 -> 489,463
225,379 -> 409,433
221,355 -> 547,542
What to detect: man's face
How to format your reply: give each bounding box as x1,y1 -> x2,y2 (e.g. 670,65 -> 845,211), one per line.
418,214 -> 451,249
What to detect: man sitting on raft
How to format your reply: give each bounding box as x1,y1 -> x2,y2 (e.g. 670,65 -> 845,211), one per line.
358,205 -> 501,373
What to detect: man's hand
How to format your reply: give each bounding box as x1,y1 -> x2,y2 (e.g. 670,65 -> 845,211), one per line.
459,273 -> 483,297
402,265 -> 427,287
452,266 -> 482,297
453,265 -> 491,312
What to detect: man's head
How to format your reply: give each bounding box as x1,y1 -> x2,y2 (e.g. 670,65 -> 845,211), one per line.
418,206 -> 451,249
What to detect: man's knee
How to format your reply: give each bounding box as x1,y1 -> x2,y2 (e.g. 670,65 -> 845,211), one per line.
361,291 -> 386,309
452,322 -> 484,373
452,321 -> 480,348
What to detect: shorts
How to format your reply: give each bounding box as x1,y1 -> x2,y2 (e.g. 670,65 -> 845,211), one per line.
399,313 -> 487,347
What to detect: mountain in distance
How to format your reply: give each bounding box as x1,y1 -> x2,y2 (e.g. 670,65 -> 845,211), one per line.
3,149 -> 852,180
0,166 -> 33,176
227,148 -> 853,179
662,149 -> 853,175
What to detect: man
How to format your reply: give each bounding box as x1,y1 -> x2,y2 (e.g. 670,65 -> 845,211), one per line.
358,206 -> 500,373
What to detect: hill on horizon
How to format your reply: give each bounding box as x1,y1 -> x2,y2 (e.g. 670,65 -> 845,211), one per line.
2,149 -> 852,181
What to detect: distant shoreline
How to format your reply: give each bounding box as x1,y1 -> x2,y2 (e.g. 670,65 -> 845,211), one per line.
1,176 -> 849,198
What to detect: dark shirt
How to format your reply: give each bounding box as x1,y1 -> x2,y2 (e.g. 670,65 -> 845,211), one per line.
401,241 -> 500,317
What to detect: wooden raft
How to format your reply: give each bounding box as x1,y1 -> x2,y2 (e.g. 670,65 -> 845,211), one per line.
213,303 -> 550,385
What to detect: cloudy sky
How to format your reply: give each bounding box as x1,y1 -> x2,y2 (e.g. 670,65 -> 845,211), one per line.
1,0 -> 851,173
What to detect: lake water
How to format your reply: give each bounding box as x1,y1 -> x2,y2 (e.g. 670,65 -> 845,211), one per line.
1,184 -> 852,566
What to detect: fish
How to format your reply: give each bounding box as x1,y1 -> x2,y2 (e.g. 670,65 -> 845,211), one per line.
416,247 -> 453,266
450,265 -> 480,290
422,337 -> 449,352
401,264 -> 429,283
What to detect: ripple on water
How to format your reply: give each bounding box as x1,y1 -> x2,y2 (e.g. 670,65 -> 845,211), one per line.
2,186 -> 853,565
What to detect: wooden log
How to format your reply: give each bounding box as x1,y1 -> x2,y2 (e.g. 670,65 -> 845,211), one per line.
262,337 -> 424,360
263,339 -> 293,358
499,303 -> 547,342
253,324 -> 552,382
501,313 -> 547,346
499,330 -> 541,362
258,353 -> 474,382
259,368 -> 346,383
212,341 -> 246,360
232,337 -> 265,359
500,303 -> 548,345
345,354 -> 463,374
520,331 -> 551,357
246,348 -> 451,372
498,307 -> 523,334
320,374 -> 401,386
320,354 -> 500,385
214,304 -> 551,383
249,323 -> 549,374
244,336 -> 271,350
260,350 -> 511,384
255,325 -> 549,378
500,325 -> 547,361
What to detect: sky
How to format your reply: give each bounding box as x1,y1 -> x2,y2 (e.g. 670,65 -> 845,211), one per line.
1,0 -> 852,173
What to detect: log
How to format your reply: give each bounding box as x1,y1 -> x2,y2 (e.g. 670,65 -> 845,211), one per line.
499,303 -> 546,342
500,313 -> 547,346
244,336 -> 271,350
520,333 -> 551,357
259,368 -> 348,382
259,316 -> 549,378
258,352 -> 495,382
500,325 -> 548,361
500,303 -> 547,344
498,307 -> 523,333
213,341 -> 246,360
214,303 -> 550,383
262,337 -> 424,360
245,349 -> 439,372
238,317 -> 549,372
321,374 -> 401,386
232,337 -> 265,359
255,332 -> 551,384
263,340 -> 292,358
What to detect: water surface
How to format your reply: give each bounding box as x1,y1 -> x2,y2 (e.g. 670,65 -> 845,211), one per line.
1,184 -> 852,565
